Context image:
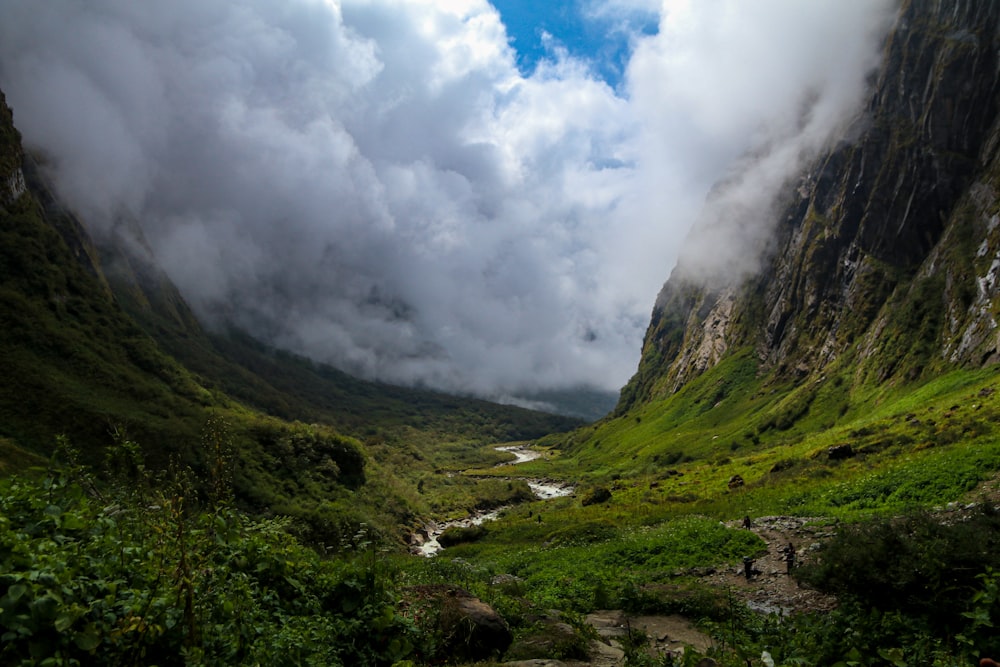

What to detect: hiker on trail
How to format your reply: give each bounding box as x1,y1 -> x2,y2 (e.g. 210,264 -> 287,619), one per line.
743,556 -> 755,580
742,515 -> 752,529
781,542 -> 795,574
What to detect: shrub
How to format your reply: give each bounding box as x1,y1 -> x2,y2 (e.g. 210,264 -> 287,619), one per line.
795,507 -> 1000,635
0,459 -> 417,666
544,519 -> 618,547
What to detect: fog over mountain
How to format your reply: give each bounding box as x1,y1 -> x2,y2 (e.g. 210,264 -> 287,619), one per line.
0,0 -> 894,403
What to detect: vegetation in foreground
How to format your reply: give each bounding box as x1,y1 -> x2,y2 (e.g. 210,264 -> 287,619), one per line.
6,361 -> 1000,667
4,474 -> 1000,667
0,443 -> 413,666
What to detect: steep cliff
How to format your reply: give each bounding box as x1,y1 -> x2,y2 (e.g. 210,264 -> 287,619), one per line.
0,90 -> 25,208
0,92 -> 217,463
619,0 -> 1000,413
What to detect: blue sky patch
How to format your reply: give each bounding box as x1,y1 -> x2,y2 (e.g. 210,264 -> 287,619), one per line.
491,0 -> 658,90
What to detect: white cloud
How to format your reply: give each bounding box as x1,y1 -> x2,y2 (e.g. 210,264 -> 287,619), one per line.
625,0 -> 895,284
0,0 -> 895,400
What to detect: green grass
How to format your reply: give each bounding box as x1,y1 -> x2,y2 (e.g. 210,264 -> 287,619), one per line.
408,362 -> 1000,609
408,515 -> 764,615
389,361 -> 1000,665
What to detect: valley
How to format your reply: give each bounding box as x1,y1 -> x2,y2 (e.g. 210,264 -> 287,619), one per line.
3,0 -> 1000,665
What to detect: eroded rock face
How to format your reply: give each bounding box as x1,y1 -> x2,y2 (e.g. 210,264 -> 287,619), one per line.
619,0 -> 1000,411
0,90 -> 26,208
2,168 -> 26,206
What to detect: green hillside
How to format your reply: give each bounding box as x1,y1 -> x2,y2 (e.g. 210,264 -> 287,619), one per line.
0,108 -> 210,471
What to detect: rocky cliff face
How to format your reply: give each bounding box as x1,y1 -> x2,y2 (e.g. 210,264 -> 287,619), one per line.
619,0 -> 1000,413
0,90 -> 26,208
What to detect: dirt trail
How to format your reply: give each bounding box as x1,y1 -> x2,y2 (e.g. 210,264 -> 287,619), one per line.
502,517 -> 841,666
701,516 -> 839,615
501,478 -> 1000,665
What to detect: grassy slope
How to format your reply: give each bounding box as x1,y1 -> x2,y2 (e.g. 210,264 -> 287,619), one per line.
521,351 -> 1000,515
423,355 -> 1000,640
0,185 -> 213,471
99,240 -> 583,527
447,338 -> 1000,569
97,223 -> 582,446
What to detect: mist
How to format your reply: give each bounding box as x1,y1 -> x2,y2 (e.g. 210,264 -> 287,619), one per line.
0,0 -> 896,401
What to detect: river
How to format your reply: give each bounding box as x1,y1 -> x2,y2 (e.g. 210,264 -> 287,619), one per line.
412,444 -> 573,556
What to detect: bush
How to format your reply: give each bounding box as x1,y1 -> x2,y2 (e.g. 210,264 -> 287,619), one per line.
619,580 -> 727,618
544,519 -> 618,547
0,459 -> 417,666
795,507 -> 1000,634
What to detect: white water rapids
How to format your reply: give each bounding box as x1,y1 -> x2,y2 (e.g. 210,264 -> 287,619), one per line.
412,445 -> 574,556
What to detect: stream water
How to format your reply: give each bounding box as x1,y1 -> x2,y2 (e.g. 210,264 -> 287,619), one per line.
412,445 -> 574,556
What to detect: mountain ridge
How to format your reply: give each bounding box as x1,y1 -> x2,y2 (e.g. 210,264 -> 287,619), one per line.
0,85 -> 589,554
617,0 -> 1000,415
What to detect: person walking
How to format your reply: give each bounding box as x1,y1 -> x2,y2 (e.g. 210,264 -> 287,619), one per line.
781,542 -> 795,574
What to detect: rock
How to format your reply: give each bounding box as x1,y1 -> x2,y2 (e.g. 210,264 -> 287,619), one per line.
689,566 -> 716,577
581,486 -> 613,506
490,572 -> 523,588
769,459 -> 795,473
504,617 -> 589,663
827,444 -> 855,460
586,639 -> 626,666
441,591 -> 513,661
727,474 -> 745,489
585,609 -> 628,641
404,585 -> 512,662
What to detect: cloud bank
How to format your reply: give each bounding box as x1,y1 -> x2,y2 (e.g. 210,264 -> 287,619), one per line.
0,0 -> 895,401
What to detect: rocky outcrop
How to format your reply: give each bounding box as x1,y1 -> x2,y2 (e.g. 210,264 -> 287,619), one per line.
619,0 -> 1000,411
0,90 -> 26,207
2,166 -> 25,207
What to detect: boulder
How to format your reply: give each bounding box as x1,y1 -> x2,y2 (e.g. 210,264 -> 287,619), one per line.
438,587 -> 513,662
581,486 -> 613,506
504,619 -> 587,662
827,444 -> 855,460
403,585 -> 512,662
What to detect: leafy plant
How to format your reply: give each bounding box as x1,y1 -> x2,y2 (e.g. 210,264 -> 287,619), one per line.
0,448 -> 419,666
